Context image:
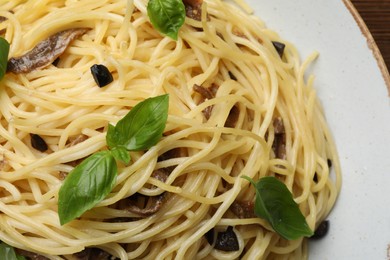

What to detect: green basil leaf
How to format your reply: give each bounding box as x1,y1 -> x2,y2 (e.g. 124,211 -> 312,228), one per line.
106,94 -> 169,151
147,0 -> 185,40
0,37 -> 10,80
58,151 -> 117,225
0,242 -> 26,260
242,176 -> 314,240
110,146 -> 131,164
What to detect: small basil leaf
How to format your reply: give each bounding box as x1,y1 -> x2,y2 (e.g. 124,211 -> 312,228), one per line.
111,146 -> 131,164
106,94 -> 169,151
242,176 -> 313,240
58,151 -> 117,225
0,37 -> 10,80
106,124 -> 120,149
0,242 -> 26,260
147,0 -> 185,40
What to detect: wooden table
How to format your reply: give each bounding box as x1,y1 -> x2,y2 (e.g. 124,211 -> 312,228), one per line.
351,0 -> 390,72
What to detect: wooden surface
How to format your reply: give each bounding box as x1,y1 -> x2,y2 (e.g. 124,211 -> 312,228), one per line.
351,0 -> 390,71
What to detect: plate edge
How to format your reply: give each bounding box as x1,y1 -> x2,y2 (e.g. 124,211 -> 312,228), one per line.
342,0 -> 390,96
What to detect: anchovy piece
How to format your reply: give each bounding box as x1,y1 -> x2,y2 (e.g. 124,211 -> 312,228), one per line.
183,0 -> 204,21
193,83 -> 218,120
115,169 -> 170,217
230,200 -> 256,218
272,117 -> 286,159
7,28 -> 88,73
72,248 -> 112,260
15,248 -> 50,260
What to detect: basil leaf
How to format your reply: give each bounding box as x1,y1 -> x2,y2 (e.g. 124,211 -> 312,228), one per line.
147,0 -> 185,40
106,94 -> 169,151
0,242 -> 26,260
0,37 -> 10,80
242,176 -> 314,240
58,151 -> 117,225
110,146 -> 131,164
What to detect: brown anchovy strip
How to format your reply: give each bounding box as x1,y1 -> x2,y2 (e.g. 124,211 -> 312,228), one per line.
122,169 -> 170,217
183,0 -> 204,21
7,28 -> 88,73
193,84 -> 216,120
193,83 -> 239,127
193,84 -> 215,100
193,84 -> 240,127
272,117 -> 287,159
224,105 -> 239,128
72,247 -> 113,260
15,248 -> 50,260
230,200 -> 256,218
16,247 -> 114,260
0,16 -> 7,34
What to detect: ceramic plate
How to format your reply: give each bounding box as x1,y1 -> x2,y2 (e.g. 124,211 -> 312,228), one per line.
246,0 -> 390,259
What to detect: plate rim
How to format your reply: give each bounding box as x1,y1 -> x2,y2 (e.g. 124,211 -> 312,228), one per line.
342,0 -> 390,95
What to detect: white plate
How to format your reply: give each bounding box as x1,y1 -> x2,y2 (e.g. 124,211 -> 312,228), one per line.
246,0 -> 390,259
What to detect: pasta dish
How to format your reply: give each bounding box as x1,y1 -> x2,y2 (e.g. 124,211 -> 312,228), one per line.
0,0 -> 341,259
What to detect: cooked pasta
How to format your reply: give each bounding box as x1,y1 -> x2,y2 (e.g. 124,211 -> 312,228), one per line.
0,0 -> 341,259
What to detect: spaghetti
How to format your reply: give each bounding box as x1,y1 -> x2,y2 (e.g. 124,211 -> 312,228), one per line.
0,0 -> 341,259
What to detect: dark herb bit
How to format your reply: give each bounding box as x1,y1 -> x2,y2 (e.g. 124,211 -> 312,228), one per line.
205,228 -> 215,245
214,226 -> 240,252
224,105 -> 239,128
327,159 -> 332,168
272,41 -> 286,58
311,220 -> 330,240
30,134 -> 48,152
7,28 -> 88,74
313,172 -> 318,183
52,57 -> 60,67
228,71 -> 237,80
90,64 -> 113,88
